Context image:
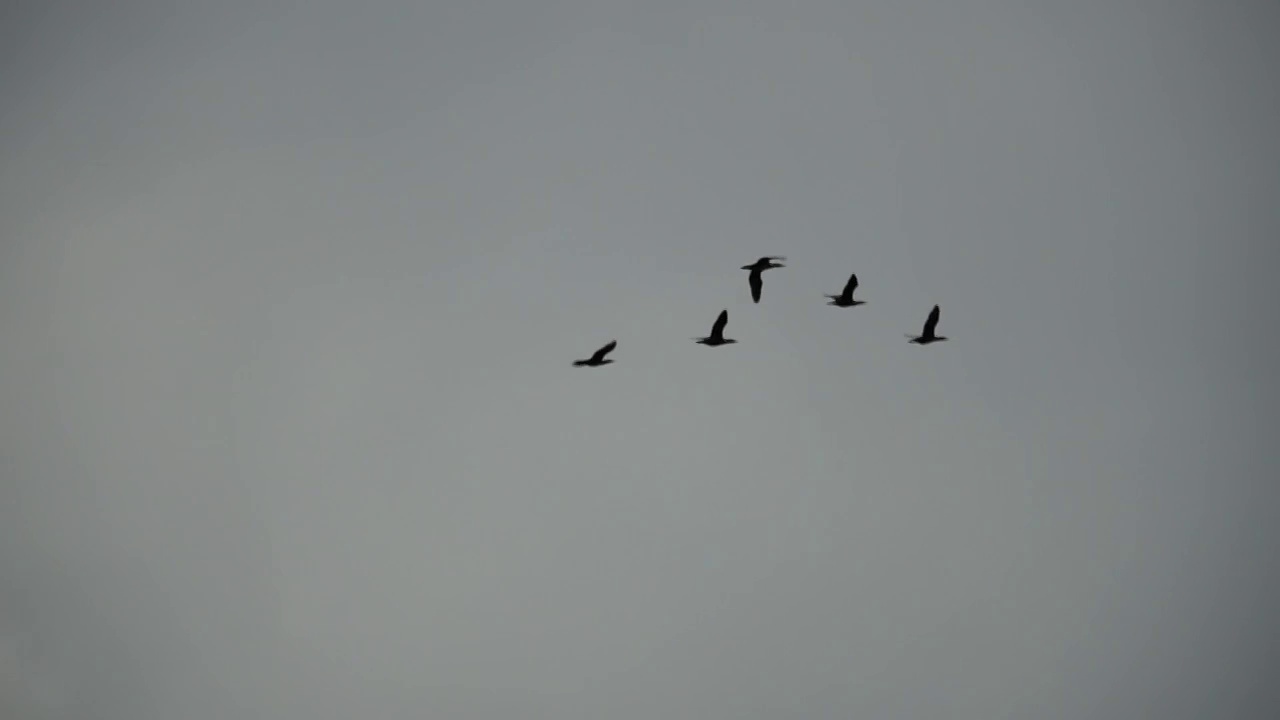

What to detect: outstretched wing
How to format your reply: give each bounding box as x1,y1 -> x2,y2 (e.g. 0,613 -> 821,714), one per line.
589,340 -> 617,363
711,309 -> 729,338
922,305 -> 940,336
748,271 -> 763,303
842,273 -> 859,298
760,256 -> 786,262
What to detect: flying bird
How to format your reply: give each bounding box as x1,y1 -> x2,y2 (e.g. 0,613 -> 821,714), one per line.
825,273 -> 866,307
695,309 -> 737,347
573,340 -> 618,367
741,256 -> 786,303
907,305 -> 948,344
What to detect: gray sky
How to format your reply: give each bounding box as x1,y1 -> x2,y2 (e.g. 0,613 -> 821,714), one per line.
1,1 -> 1277,718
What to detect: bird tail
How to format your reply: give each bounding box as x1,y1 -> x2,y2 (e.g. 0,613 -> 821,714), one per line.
572,360 -> 589,366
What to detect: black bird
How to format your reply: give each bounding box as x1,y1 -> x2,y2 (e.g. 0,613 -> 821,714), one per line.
825,273 -> 866,307
907,305 -> 948,344
573,340 -> 618,367
741,256 -> 786,303
695,309 -> 737,347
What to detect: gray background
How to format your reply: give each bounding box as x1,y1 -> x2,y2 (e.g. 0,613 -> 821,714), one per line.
1,2 -> 1277,718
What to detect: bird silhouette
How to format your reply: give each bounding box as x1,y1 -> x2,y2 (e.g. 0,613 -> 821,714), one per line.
907,305 -> 948,344
741,256 -> 785,303
825,273 -> 866,307
695,309 -> 737,347
573,340 -> 618,367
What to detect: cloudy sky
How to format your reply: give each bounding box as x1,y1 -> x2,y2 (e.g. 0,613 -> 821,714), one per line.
1,2 -> 1277,718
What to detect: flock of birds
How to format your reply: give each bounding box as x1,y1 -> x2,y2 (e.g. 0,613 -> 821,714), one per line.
572,256 -> 947,367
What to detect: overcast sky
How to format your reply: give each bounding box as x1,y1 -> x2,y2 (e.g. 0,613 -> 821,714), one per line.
1,2 -> 1277,719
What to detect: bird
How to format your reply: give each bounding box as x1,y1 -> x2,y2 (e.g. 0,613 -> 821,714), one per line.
907,305 -> 948,344
825,273 -> 866,307
695,309 -> 737,347
741,256 -> 786,303
573,340 -> 618,367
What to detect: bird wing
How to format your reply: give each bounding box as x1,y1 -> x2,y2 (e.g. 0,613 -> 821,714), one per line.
711,309 -> 729,338
843,273 -> 859,298
748,271 -> 762,303
761,256 -> 786,262
590,340 -> 617,362
923,305 -> 940,336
